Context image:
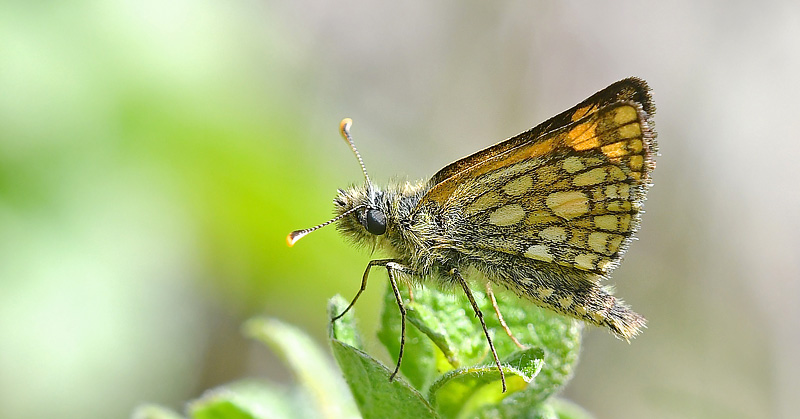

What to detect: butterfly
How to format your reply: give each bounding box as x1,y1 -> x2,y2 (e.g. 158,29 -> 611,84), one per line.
288,77 -> 656,392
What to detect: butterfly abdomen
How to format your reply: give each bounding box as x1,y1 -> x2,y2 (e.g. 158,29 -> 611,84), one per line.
483,260 -> 645,340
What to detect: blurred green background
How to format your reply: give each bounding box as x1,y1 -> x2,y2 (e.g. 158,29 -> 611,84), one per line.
2,1 -> 798,418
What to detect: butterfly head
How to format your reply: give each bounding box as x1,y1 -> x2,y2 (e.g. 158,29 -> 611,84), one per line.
330,182 -> 389,245
287,119 -> 388,246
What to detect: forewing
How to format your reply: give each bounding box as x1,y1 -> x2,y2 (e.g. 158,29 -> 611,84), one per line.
425,77 -> 654,192
417,81 -> 656,276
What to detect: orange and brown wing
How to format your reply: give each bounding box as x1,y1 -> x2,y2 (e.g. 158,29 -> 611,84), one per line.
424,77 -> 654,200
417,78 -> 656,275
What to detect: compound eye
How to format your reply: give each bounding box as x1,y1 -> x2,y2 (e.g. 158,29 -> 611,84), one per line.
364,208 -> 387,235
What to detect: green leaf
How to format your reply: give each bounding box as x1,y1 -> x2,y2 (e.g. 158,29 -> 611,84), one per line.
549,398 -> 596,419
494,295 -> 583,407
328,295 -> 439,419
473,401 -> 559,419
132,404 -> 185,419
243,317 -> 357,418
376,281 -> 583,417
188,380 -> 294,419
428,347 -> 544,419
327,295 -> 364,350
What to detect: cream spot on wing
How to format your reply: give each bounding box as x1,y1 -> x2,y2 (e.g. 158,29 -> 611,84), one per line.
559,295 -> 573,309
619,214 -> 632,230
583,157 -> 605,167
546,191 -> 589,220
525,245 -> 553,262
466,191 -> 501,215
537,287 -> 554,298
618,123 -> 642,139
591,187 -> 606,202
573,253 -> 598,271
594,215 -> 619,231
608,166 -> 626,181
589,232 -> 616,254
614,105 -> 638,125
629,138 -> 644,152
598,258 -> 614,272
604,184 -> 618,198
502,175 -> 533,196
628,155 -> 644,171
591,312 -> 605,323
573,167 -> 608,186
606,201 -> 628,212
618,184 -> 631,199
608,235 -> 624,253
539,226 -> 568,242
562,156 -> 585,173
575,305 -> 588,315
489,204 -> 526,226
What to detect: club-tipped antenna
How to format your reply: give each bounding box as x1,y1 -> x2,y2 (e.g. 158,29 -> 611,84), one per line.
340,118 -> 371,185
286,204 -> 365,246
287,119 -> 373,247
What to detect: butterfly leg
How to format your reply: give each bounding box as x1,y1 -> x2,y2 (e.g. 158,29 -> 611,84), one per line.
332,258 -> 399,321
485,282 -> 525,349
385,261 -> 409,381
452,268 -> 507,393
332,259 -> 414,382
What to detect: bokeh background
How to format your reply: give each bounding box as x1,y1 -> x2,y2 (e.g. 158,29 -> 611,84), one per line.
2,1 -> 799,418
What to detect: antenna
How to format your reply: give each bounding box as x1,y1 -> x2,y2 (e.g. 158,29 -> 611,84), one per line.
286,118 -> 375,247
287,205 -> 365,246
340,118 -> 371,185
